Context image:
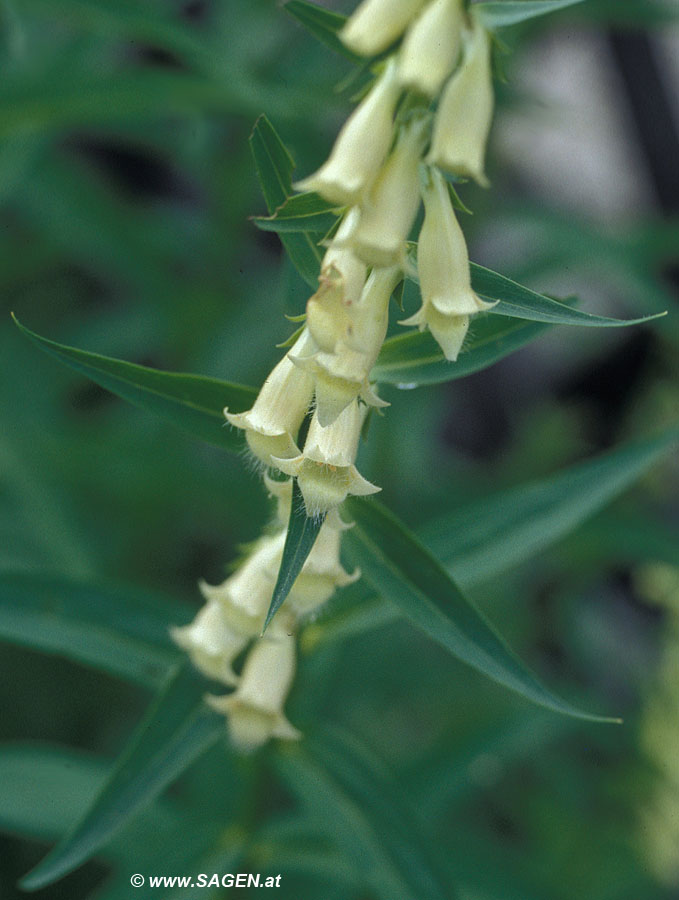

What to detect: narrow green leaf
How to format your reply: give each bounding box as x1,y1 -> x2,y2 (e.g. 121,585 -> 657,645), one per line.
276,728 -> 451,900
470,263 -> 665,327
475,0 -> 587,29
343,497 -> 619,722
0,570 -> 187,687
13,315 -> 257,452
253,191 -> 340,234
284,0 -> 358,60
264,480 -> 325,631
20,664 -> 223,891
373,316 -> 548,387
419,426 -> 679,586
0,744 -> 108,842
316,428 -> 679,645
249,115 -> 324,288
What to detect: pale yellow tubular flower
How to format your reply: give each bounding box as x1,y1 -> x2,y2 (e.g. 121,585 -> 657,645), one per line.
207,625 -> 300,751
347,117 -> 428,268
293,267 -> 401,426
273,401 -> 380,517
307,208 -> 367,354
400,167 -> 494,361
198,531 -> 285,636
288,524 -> 360,617
341,0 -> 428,57
224,329 -> 315,468
170,601 -> 247,686
398,0 -> 464,98
427,15 -> 494,187
294,59 -> 401,206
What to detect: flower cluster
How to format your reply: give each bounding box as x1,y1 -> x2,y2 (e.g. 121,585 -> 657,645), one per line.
172,477 -> 357,751
174,0 -> 498,750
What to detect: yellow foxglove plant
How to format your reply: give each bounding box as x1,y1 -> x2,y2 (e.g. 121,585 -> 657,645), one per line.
173,0 -> 500,751
165,0 -> 659,756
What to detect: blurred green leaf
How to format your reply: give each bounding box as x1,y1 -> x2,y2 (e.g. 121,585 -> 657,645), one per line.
20,664 -> 223,891
265,480 -> 325,631
253,191 -> 340,234
249,114 -> 324,288
14,316 -> 257,452
277,728 -> 450,900
284,1 -> 357,60
475,0 -> 587,29
420,426 -> 679,585
373,317 -> 548,387
470,264 -> 665,327
0,744 -> 107,842
320,429 -> 679,645
343,497 -> 618,721
0,570 -> 187,687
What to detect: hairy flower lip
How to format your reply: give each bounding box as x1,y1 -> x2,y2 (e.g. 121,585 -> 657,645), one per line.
224,330 -> 315,467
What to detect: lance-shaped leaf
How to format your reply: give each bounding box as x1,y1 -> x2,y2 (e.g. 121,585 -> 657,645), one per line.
284,1 -> 358,60
276,727 -> 451,900
475,0 -> 587,29
316,428 -> 679,646
343,497 -> 619,722
249,115 -> 324,288
373,316 -> 548,387
253,191 -> 340,234
419,426 -> 679,585
0,571 -> 187,688
264,480 -> 325,631
13,316 -> 256,452
20,664 -> 223,891
469,263 -> 665,327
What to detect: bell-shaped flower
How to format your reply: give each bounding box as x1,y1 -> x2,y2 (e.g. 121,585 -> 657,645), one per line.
307,209 -> 367,354
273,400 -> 380,517
341,0 -> 428,57
208,627 -> 300,751
427,16 -> 494,186
288,523 -> 360,617
294,59 -> 401,206
400,167 -> 494,360
199,532 -> 285,637
398,0 -> 464,97
224,330 -> 315,468
293,267 -> 400,426
171,601 -> 248,686
346,117 -> 428,268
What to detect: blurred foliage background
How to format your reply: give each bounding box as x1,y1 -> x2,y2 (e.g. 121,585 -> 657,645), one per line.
1,0 -> 678,898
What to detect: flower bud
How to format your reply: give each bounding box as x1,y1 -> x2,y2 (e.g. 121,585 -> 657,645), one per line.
341,0 -> 428,57
208,628 -> 300,751
224,330 -> 315,468
171,601 -> 248,686
295,59 -> 401,206
273,401 -> 380,517
427,16 -> 494,187
347,117 -> 428,268
398,0 -> 464,98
